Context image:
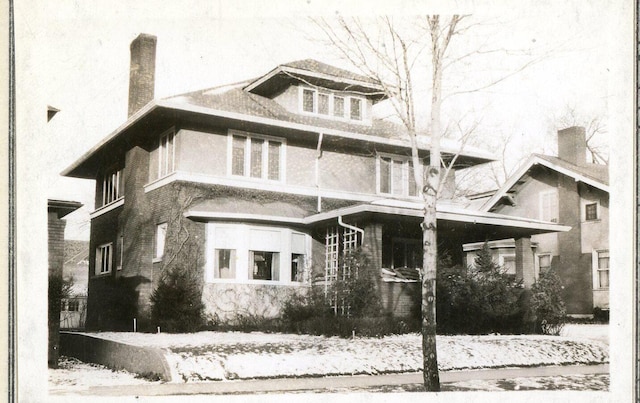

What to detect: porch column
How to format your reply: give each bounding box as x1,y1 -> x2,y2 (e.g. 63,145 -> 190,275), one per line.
361,223 -> 383,270
515,237 -> 535,288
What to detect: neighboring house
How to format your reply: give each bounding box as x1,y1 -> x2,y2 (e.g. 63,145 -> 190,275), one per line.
48,199 -> 82,367
62,34 -> 568,331
60,240 -> 89,329
466,126 -> 609,317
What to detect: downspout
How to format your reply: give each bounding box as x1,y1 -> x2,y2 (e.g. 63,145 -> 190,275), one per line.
316,132 -> 323,212
337,216 -> 364,245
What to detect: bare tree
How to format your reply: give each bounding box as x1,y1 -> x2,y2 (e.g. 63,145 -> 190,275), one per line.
313,15 -> 541,391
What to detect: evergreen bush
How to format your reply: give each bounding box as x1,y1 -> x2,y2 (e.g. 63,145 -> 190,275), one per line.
150,266 -> 205,333
530,269 -> 567,335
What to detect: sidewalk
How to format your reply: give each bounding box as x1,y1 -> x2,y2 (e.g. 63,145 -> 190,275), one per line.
58,364 -> 609,396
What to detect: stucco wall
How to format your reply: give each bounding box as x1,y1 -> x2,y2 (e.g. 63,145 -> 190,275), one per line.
176,128 -> 227,176
320,149 -> 376,194
202,283 -> 305,324
579,184 -> 609,253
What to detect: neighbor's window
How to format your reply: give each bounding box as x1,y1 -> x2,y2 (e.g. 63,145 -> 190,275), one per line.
539,190 -> 559,222
96,243 -> 113,275
230,132 -> 283,181
538,254 -> 551,271
378,156 -> 418,197
214,249 -> 236,279
249,251 -> 280,281
500,254 -> 516,277
68,300 -> 79,312
158,129 -> 175,178
585,203 -> 598,221
596,250 -> 609,288
102,169 -> 122,206
155,223 -> 168,260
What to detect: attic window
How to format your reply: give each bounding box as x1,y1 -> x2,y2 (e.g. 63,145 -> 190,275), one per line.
299,87 -> 365,122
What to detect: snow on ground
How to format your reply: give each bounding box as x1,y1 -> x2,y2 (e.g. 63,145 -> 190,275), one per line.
561,324 -> 609,344
49,356 -> 160,393
88,328 -> 609,382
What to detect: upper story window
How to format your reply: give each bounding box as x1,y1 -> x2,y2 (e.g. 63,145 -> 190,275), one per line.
585,202 -> 598,221
102,169 -> 123,206
229,130 -> 284,182
158,129 -> 176,179
377,155 -> 418,197
299,87 -> 366,122
539,190 -> 559,222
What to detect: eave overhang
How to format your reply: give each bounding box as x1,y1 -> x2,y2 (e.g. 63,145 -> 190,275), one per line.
62,99 -> 496,179
48,199 -> 83,219
481,154 -> 610,212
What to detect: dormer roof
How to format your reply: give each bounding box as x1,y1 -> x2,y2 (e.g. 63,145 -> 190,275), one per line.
244,59 -> 388,102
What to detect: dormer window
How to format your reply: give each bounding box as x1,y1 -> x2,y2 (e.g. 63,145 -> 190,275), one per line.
298,87 -> 365,122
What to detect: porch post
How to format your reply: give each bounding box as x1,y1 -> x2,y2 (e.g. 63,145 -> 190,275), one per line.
515,237 -> 535,288
361,223 -> 383,270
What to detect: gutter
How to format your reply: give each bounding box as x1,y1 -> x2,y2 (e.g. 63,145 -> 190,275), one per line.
316,132 -> 324,212
337,216 -> 364,245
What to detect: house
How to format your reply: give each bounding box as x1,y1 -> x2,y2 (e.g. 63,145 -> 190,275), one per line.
465,126 -> 609,317
60,240 -> 89,329
48,199 -> 82,367
62,34 -> 569,331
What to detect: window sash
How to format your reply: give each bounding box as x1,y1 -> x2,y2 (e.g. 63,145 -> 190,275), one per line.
585,203 -> 598,221
96,243 -> 113,275
215,249 -> 236,279
158,130 -> 175,178
249,251 -> 280,281
230,133 -> 282,181
102,170 -> 122,206
540,191 -> 559,222
318,93 -> 329,115
302,89 -> 315,112
350,98 -> 362,120
333,96 -> 345,117
155,223 -> 168,259
378,156 -> 417,197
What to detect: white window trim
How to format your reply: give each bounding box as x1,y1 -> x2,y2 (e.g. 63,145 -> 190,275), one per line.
498,253 -> 517,275
539,189 -> 559,222
297,86 -> 368,123
376,153 -> 419,198
205,223 -> 310,285
95,242 -> 113,276
227,130 -> 286,183
592,249 -> 609,290
90,198 -> 124,219
154,222 -> 168,262
117,236 -> 124,270
582,199 -> 601,222
158,127 -> 176,180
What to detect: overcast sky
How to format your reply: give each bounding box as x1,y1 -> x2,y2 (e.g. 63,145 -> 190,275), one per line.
15,0 -> 629,240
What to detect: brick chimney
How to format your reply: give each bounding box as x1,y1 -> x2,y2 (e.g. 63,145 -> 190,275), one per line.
128,33 -> 157,117
557,126 -> 587,166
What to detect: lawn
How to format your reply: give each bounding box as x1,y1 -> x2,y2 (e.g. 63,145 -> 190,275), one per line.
88,326 -> 608,382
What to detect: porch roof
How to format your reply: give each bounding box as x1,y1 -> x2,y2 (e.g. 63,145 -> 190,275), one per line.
185,197 -> 570,244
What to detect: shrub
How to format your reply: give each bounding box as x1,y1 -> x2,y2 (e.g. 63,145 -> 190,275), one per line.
530,269 -> 567,335
436,243 -> 524,334
151,266 -> 205,333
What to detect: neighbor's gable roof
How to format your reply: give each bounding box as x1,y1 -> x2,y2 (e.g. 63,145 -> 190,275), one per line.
480,153 -> 609,212
244,59 -> 388,101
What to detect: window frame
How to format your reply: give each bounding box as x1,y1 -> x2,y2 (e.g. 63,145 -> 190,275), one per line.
498,253 -> 517,276
584,201 -> 599,221
539,189 -> 559,222
158,128 -> 176,179
102,168 -> 123,207
205,223 -> 309,285
95,242 -> 113,276
298,86 -> 366,122
154,222 -> 168,262
592,249 -> 610,290
376,153 -> 419,198
227,130 -> 286,183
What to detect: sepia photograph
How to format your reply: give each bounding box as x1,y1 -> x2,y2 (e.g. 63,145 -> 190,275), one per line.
11,0 -> 635,401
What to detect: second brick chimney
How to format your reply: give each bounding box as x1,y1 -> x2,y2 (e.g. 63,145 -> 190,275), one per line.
557,126 -> 587,166
128,33 -> 157,117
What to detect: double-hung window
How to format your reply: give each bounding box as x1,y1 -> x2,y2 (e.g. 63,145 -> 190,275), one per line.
230,131 -> 283,181
96,243 -> 113,275
539,190 -> 559,222
102,169 -> 122,206
378,155 -> 418,197
594,250 -> 609,289
154,223 -> 168,260
158,129 -> 176,178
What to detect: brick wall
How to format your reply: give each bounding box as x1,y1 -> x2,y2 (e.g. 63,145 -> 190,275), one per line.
48,212 -> 66,367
